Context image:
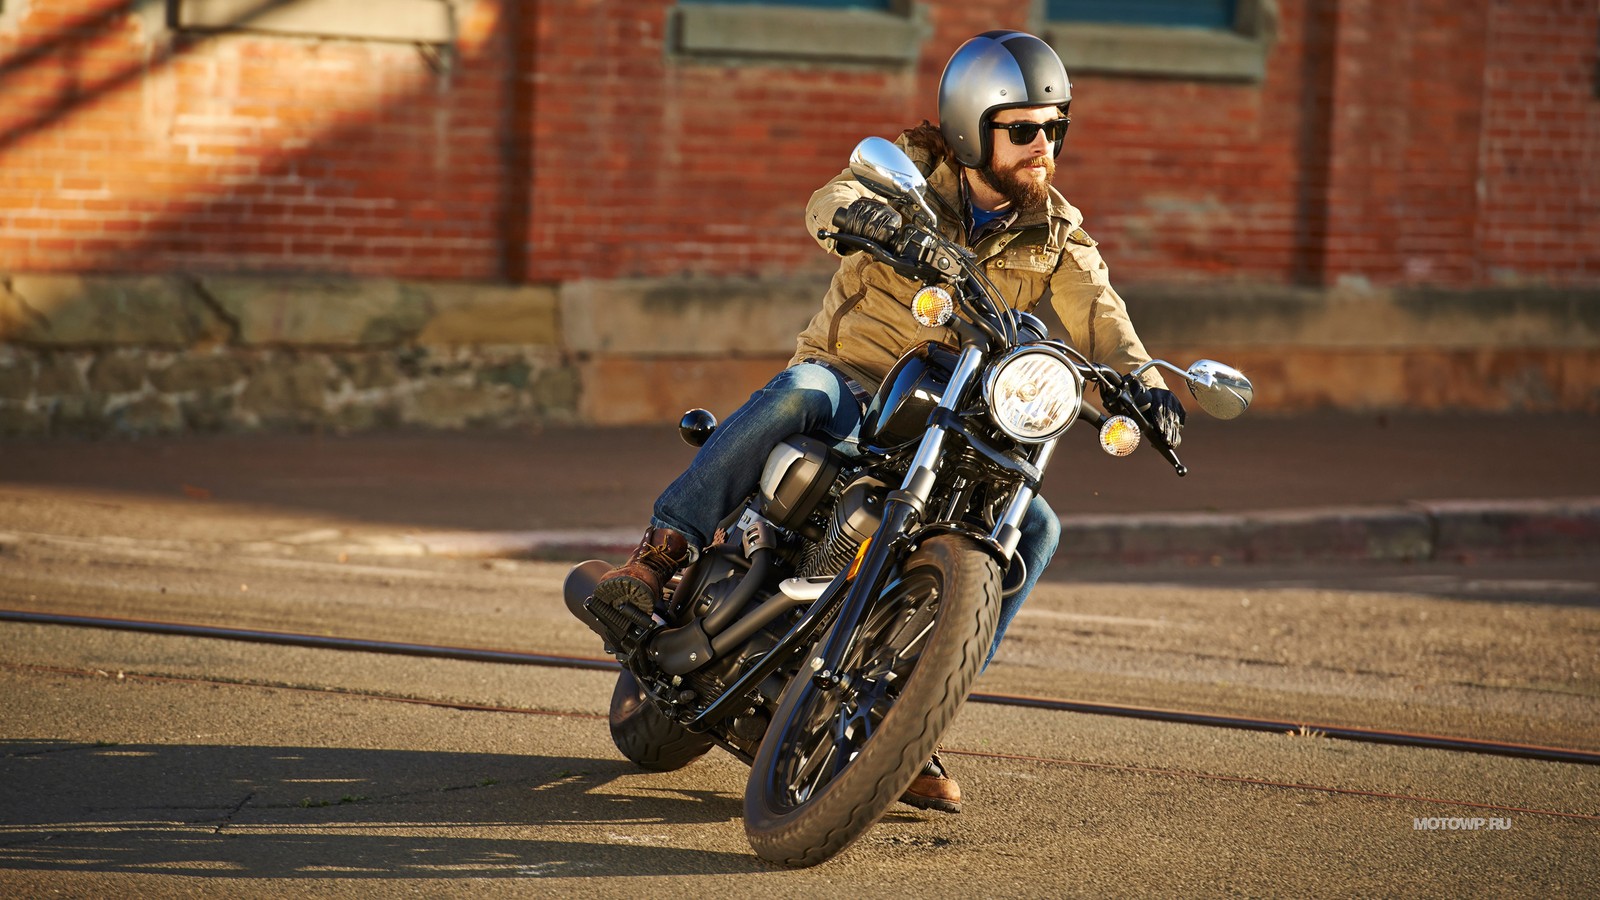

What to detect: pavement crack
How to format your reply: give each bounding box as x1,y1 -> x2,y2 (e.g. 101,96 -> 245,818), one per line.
212,791 -> 255,834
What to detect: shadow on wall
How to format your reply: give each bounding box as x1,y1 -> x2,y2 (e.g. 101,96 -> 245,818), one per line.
0,0 -> 296,155
0,0 -> 515,277
0,1 -> 584,435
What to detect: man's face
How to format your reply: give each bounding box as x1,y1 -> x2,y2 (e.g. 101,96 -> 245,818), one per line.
976,106 -> 1066,212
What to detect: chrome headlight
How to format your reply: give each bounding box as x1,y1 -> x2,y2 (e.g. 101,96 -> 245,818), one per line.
983,347 -> 1084,443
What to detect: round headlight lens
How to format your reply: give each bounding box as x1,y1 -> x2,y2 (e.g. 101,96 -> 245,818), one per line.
984,348 -> 1083,443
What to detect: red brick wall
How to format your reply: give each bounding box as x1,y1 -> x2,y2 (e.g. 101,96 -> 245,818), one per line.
0,0 -> 514,279
1478,0 -> 1600,282
1,0 -> 1596,288
523,0 -> 926,281
1057,0 -> 1593,289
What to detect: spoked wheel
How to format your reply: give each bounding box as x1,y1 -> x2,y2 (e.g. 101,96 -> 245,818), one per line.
744,535 -> 1000,867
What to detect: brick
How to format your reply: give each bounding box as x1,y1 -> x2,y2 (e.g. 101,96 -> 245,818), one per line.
0,0 -> 1593,297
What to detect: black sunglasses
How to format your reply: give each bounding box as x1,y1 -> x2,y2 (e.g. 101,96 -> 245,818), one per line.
991,118 -> 1072,145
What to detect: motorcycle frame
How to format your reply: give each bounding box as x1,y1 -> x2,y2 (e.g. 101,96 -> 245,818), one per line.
682,335 -> 1025,730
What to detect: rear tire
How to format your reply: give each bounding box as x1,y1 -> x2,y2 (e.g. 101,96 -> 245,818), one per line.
609,671 -> 715,772
743,535 -> 1000,866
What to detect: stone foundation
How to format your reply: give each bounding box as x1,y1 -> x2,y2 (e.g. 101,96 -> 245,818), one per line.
0,274 -> 576,437
0,343 -> 577,437
1,273 -> 1596,437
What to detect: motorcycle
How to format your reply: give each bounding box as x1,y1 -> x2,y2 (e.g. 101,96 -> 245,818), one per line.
565,137 -> 1254,866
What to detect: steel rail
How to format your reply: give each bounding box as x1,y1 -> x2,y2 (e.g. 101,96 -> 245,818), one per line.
962,692 -> 1600,767
5,607 -> 1598,767
0,608 -> 616,671
9,660 -> 1598,825
12,656 -> 1600,826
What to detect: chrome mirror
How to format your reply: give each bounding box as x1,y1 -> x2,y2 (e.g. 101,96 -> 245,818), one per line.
849,137 -> 938,225
1184,359 -> 1253,419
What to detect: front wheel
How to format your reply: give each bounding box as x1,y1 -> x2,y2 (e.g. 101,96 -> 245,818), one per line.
743,535 -> 1001,867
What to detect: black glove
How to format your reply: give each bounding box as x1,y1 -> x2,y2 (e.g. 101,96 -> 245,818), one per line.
1134,385 -> 1187,448
832,197 -> 903,246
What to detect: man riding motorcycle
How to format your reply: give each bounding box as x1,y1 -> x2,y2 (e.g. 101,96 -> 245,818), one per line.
591,29 -> 1186,813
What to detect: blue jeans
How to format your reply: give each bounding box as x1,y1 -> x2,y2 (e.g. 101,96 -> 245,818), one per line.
651,363 -> 1059,664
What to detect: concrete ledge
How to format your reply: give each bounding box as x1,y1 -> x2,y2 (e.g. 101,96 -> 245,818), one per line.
0,275 -> 230,347
1045,23 -> 1270,82
577,355 -> 790,426
1149,345 -> 1600,412
1423,498 -> 1600,562
176,0 -> 455,44
672,3 -> 928,64
1,276 -> 561,349
1057,507 -> 1436,567
561,277 -> 824,357
1124,283 -> 1600,350
5,274 -> 1600,433
1053,499 -> 1600,568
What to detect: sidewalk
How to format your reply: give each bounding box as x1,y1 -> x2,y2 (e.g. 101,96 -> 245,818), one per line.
2,411 -> 1598,567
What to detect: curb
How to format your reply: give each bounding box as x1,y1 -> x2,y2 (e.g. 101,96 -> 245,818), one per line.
1053,498 -> 1600,567
334,498 -> 1600,567
352,528 -> 642,561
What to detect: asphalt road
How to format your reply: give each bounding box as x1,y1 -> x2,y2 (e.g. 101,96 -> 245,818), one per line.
2,529 -> 1597,897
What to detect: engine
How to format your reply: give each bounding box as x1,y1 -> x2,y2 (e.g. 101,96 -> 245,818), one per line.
756,435 -> 887,580
798,476 -> 886,578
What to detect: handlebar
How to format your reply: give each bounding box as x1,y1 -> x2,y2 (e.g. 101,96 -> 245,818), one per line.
818,227 -> 1011,349
1093,375 -> 1187,478
827,218 -> 1190,477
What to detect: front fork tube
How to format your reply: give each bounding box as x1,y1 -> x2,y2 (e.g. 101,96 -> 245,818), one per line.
902,344 -> 985,490
988,437 -> 1057,558
811,344 -> 986,689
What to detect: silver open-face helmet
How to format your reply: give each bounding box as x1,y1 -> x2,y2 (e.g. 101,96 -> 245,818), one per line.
937,31 -> 1072,169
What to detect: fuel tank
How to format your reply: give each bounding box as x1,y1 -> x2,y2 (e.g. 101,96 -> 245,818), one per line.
859,341 -> 960,452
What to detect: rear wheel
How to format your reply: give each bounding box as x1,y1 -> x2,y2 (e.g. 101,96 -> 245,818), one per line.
609,671 -> 715,771
743,535 -> 1000,866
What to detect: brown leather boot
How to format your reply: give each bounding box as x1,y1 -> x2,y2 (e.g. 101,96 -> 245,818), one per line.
592,526 -> 695,615
900,750 -> 961,814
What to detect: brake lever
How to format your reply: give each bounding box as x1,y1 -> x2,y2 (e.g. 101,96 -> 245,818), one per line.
819,229 -> 945,283
1106,381 -> 1188,478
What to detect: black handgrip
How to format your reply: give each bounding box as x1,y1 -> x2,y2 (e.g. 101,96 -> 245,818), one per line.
1103,385 -> 1188,477
831,198 -> 902,246
818,230 -> 946,288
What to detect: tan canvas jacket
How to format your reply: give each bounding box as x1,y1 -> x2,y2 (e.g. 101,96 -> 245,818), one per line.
790,132 -> 1165,395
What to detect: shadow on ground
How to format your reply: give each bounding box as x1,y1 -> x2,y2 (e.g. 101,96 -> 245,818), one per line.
0,740 -> 762,878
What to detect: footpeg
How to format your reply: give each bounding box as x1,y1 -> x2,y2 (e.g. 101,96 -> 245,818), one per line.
564,558 -> 657,654
587,594 -> 653,639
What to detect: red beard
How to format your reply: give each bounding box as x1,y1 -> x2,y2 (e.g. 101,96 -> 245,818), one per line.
977,155 -> 1054,213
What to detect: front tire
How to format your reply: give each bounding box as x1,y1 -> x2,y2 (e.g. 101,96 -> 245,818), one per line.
743,535 -> 1001,866
609,671 -> 715,771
